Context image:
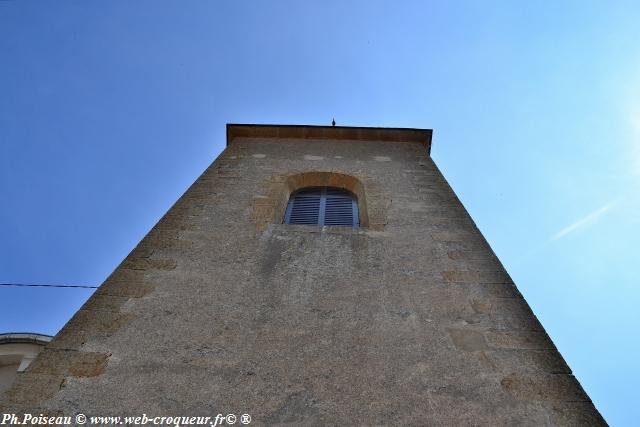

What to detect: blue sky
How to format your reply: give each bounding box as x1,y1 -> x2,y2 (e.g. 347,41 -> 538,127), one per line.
1,1 -> 638,424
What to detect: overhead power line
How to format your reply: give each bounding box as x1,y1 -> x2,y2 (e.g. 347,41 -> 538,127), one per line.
0,283 -> 99,289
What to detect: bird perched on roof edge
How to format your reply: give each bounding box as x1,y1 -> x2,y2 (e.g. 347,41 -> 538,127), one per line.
332,118 -> 336,126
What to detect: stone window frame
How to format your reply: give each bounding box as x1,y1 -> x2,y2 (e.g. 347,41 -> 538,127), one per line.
284,186 -> 360,227
252,171 -> 389,231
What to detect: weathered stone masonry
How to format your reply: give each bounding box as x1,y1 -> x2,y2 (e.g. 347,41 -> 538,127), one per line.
1,124 -> 605,426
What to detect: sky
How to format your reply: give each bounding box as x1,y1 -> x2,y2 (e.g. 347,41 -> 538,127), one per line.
1,1 -> 639,424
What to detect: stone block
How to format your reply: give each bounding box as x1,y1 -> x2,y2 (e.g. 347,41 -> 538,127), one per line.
448,328 -> 489,351
442,269 -> 513,284
486,330 -> 555,350
501,373 -> 590,402
27,348 -> 109,378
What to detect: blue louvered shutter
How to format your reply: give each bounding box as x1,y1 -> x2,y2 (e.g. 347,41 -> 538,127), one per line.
285,188 -> 322,225
324,188 -> 358,227
284,187 -> 359,227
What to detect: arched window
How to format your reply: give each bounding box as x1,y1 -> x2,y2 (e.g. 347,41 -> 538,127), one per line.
284,187 -> 359,227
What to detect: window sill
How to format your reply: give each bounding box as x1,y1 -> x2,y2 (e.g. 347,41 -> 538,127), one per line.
273,223 -> 364,235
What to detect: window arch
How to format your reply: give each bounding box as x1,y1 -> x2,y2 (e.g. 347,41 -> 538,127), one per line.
284,187 -> 359,227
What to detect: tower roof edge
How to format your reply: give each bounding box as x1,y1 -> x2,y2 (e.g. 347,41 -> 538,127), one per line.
226,123 -> 433,154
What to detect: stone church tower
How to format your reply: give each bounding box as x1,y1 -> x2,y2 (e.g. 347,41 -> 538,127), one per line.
2,125 -> 604,425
